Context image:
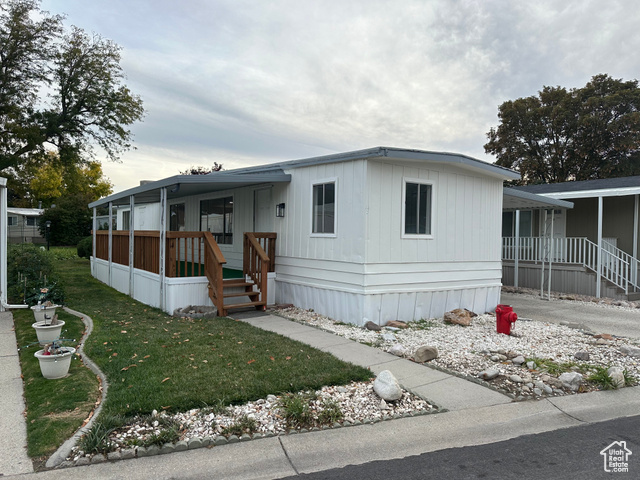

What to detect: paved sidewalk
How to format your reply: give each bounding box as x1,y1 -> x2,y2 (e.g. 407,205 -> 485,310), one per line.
232,311 -> 512,412
0,311 -> 33,476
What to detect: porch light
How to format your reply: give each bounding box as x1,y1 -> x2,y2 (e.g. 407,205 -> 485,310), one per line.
276,203 -> 285,217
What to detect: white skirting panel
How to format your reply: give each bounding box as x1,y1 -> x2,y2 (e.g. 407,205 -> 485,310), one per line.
90,258 -> 277,315
276,279 -> 501,326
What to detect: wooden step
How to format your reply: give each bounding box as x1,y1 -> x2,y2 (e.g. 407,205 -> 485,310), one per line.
224,301 -> 266,310
223,291 -> 259,299
222,280 -> 254,289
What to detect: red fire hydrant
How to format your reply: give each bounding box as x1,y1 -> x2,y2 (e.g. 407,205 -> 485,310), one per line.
495,304 -> 518,335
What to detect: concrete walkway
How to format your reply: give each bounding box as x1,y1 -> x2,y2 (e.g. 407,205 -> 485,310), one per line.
233,311 -> 512,412
0,311 -> 33,476
501,292 -> 640,339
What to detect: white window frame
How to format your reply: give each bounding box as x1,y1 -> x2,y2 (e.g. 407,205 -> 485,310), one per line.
310,177 -> 337,238
401,178 -> 434,239
8,216 -> 17,226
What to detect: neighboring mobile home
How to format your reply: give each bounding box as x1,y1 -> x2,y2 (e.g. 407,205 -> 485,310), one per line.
503,176 -> 640,300
90,147 -> 526,325
6,207 -> 44,244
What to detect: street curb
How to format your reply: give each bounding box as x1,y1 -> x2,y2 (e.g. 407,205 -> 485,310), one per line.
45,307 -> 109,468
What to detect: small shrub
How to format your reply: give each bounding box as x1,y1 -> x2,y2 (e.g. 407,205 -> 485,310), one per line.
78,414 -> 123,454
279,393 -> 314,429
7,244 -> 65,305
142,425 -> 181,447
525,357 -> 576,375
77,236 -> 93,258
220,415 -> 258,436
317,399 -> 343,424
624,369 -> 638,387
587,367 -> 616,390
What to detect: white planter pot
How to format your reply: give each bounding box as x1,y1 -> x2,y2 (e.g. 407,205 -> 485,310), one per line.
34,347 -> 76,379
31,305 -> 59,323
32,320 -> 65,345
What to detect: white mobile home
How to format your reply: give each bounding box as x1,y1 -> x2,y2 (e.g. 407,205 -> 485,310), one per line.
89,147 -> 521,325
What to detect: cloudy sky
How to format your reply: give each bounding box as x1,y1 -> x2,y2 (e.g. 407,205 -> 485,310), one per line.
42,0 -> 640,192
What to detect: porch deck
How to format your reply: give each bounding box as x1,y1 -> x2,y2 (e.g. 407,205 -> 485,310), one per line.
93,230 -> 276,316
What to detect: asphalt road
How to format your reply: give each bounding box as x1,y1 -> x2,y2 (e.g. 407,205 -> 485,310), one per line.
278,415 -> 640,480
501,292 -> 640,339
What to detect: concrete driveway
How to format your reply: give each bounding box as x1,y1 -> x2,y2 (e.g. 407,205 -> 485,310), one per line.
500,292 -> 640,340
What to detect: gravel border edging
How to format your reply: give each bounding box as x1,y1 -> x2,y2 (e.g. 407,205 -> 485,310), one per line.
56,406 -> 442,468
46,308 -> 109,469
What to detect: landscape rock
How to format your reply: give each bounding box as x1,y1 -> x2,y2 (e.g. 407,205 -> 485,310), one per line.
559,372 -> 583,392
373,370 -> 402,401
365,321 -> 382,331
526,361 -> 536,370
443,308 -> 473,326
511,355 -> 525,365
607,367 -> 625,389
509,375 -> 523,383
173,305 -> 217,319
595,333 -> 614,340
619,345 -> 640,357
388,344 -> 407,357
478,369 -> 500,380
413,345 -> 438,363
574,351 -> 590,361
386,320 -> 409,329
381,333 -> 396,342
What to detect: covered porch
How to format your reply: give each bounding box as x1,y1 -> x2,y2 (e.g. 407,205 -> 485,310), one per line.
89,172 -> 289,316
502,188 -> 640,299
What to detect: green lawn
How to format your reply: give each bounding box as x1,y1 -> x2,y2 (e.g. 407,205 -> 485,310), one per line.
13,308 -> 100,459
55,256 -> 372,418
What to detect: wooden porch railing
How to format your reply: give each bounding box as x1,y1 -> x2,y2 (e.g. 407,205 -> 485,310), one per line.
203,231 -> 226,315
243,232 -> 270,306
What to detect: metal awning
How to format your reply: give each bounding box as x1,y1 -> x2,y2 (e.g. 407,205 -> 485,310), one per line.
89,171 -> 292,208
503,188 -> 574,211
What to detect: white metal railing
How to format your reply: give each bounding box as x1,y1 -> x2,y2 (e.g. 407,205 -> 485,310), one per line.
602,239 -> 640,291
502,236 -> 637,294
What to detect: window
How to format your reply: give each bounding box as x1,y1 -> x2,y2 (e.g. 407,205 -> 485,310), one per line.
404,181 -> 432,235
122,211 -> 131,230
502,211 -> 532,237
170,203 -> 185,231
200,197 -> 233,244
26,217 -> 37,227
8,216 -> 17,226
312,182 -> 335,234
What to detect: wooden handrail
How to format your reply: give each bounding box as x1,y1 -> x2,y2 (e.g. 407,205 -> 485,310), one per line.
203,231 -> 226,314
244,232 -> 270,306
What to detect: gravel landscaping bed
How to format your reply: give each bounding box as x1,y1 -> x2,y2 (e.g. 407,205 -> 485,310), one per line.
275,304 -> 640,401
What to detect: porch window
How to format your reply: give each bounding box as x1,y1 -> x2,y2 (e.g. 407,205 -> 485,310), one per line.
170,203 -> 185,231
122,211 -> 130,230
312,182 -> 335,234
404,181 -> 432,235
201,197 -> 233,244
502,211 -> 532,237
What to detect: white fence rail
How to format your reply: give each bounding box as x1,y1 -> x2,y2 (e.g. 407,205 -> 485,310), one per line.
502,236 -> 638,294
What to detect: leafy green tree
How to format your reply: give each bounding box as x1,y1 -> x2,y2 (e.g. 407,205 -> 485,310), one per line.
0,0 -> 144,172
6,151 -> 113,207
38,194 -> 93,246
485,74 -> 640,183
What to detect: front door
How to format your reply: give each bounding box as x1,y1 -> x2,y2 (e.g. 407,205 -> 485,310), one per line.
254,188 -> 273,232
